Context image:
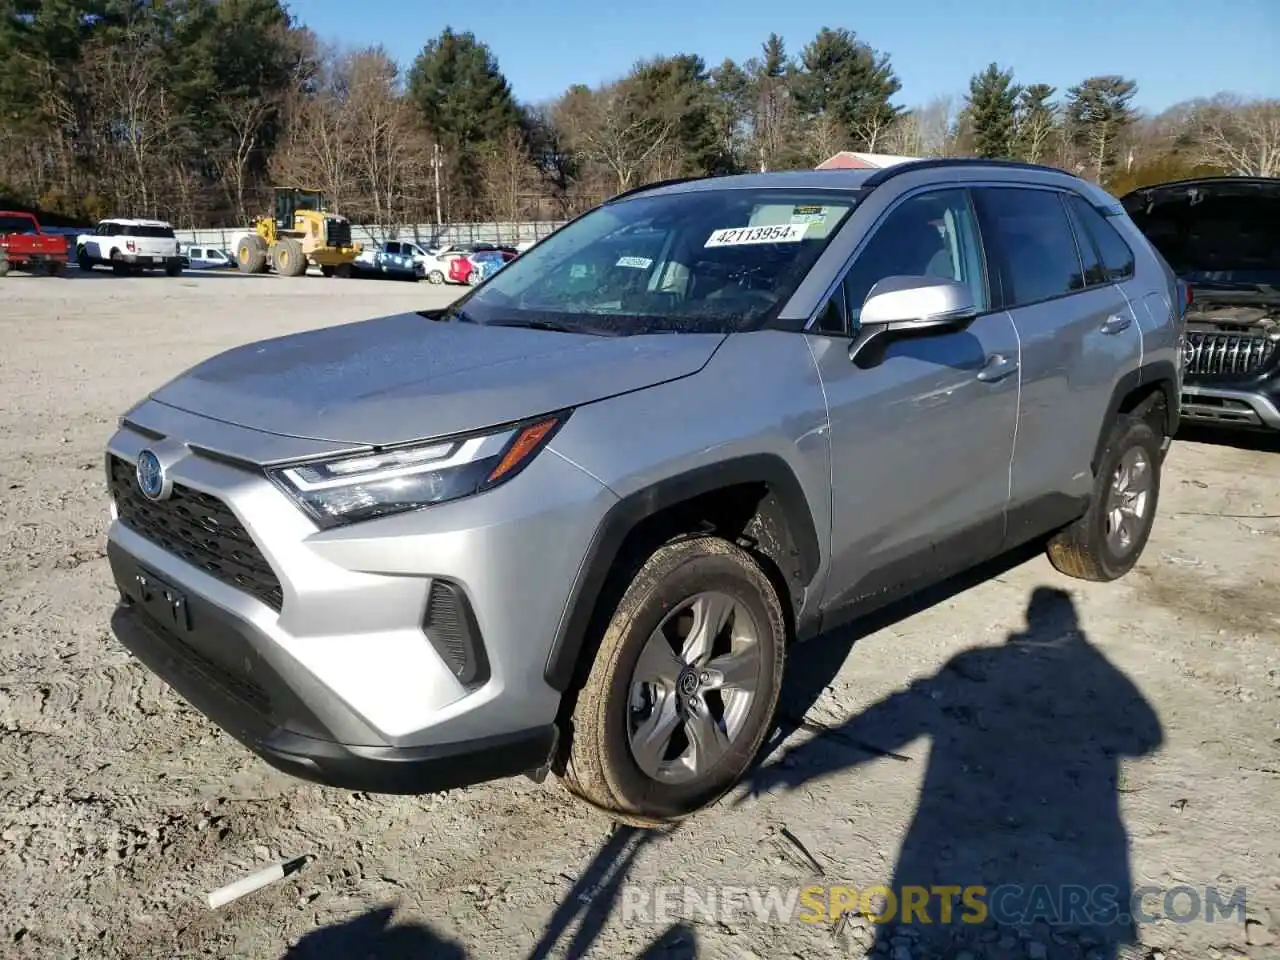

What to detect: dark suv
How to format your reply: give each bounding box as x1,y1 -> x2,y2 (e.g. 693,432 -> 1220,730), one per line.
1123,177 -> 1280,433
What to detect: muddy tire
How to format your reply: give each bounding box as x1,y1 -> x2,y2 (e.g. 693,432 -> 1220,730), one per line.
1046,414 -> 1162,582
236,235 -> 267,274
560,535 -> 786,824
272,237 -> 306,277
76,247 -> 94,271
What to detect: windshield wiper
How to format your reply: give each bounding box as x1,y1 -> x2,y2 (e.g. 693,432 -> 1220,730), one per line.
483,317 -> 617,335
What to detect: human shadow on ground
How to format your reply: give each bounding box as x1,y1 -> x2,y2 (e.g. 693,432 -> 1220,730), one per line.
279,826 -> 692,960
281,904 -> 467,959
741,585 -> 1164,959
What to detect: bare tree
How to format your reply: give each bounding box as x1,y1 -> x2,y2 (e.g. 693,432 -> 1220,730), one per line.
82,30 -> 172,215
343,48 -> 433,230
850,112 -> 891,152
270,46 -> 359,216
479,128 -> 542,223
1194,96 -> 1280,177
805,112 -> 847,164
213,95 -> 275,225
883,112 -> 923,156
553,82 -> 677,193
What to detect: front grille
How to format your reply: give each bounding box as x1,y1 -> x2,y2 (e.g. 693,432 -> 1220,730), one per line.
108,456 -> 284,611
1184,331 -> 1277,376
324,218 -> 352,248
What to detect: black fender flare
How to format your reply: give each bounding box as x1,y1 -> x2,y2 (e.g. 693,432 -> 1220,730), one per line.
543,454 -> 822,691
1092,359 -> 1179,474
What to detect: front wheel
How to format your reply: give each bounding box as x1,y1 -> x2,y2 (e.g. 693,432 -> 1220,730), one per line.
1046,414 -> 1162,582
561,536 -> 786,824
427,269 -> 444,284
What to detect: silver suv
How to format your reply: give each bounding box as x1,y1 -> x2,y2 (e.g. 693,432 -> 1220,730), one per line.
105,159 -> 1182,823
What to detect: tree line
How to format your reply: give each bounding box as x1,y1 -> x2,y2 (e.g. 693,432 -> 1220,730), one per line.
2,1 -> 1277,229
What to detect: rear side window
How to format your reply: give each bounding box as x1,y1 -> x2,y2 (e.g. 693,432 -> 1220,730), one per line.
976,187 -> 1085,306
1065,194 -> 1135,281
122,225 -> 176,239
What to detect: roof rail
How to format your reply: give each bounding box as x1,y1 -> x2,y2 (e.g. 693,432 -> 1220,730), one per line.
605,176 -> 708,204
860,156 -> 1075,190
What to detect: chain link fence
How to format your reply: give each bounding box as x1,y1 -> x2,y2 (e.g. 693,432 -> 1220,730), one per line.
173,220 -> 569,251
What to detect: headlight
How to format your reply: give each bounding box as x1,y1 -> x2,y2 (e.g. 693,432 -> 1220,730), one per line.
268,413 -> 567,529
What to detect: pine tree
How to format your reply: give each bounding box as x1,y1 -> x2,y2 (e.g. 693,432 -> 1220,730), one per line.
966,63 -> 1021,159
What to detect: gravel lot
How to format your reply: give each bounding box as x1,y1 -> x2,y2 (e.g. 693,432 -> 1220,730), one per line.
1,270 -> 1277,960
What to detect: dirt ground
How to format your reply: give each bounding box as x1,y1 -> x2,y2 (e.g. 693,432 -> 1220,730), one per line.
1,270 -> 1277,960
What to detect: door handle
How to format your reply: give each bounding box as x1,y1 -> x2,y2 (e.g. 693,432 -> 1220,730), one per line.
1100,313 -> 1132,335
976,354 -> 1018,383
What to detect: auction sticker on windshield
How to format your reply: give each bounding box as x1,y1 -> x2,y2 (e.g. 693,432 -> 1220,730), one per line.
616,256 -> 653,268
704,223 -> 809,247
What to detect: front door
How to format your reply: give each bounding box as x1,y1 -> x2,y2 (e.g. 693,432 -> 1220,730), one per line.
813,187 -> 1020,618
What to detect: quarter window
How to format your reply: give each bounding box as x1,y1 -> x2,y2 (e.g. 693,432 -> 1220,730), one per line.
841,188 -> 987,328
1065,193 -> 1135,281
976,188 -> 1085,305
1063,199 -> 1108,286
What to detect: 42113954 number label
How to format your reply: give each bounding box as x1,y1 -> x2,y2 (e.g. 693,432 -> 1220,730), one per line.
703,223 -> 810,248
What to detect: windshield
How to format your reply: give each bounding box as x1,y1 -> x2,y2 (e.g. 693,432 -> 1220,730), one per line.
458,188 -> 858,334
0,215 -> 36,233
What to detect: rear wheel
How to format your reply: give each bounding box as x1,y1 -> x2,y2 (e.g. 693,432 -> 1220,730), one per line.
165,260 -> 182,277
320,265 -> 335,278
427,269 -> 444,284
0,255 -> 9,278
236,235 -> 267,274
1046,414 -> 1162,581
334,262 -> 352,279
76,247 -> 93,271
47,260 -> 64,276
110,250 -> 127,275
561,536 -> 787,824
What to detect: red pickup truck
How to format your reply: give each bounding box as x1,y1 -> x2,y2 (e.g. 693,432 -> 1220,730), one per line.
0,210 -> 70,276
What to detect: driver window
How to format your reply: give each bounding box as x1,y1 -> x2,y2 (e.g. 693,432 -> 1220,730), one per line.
841,189 -> 987,328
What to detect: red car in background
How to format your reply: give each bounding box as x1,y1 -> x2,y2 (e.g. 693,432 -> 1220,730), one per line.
446,244 -> 520,285
0,210 -> 70,276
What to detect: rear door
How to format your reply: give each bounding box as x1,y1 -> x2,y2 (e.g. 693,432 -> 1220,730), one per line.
973,186 -> 1141,528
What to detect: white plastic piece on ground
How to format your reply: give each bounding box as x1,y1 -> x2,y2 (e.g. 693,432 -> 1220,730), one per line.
206,861 -> 287,909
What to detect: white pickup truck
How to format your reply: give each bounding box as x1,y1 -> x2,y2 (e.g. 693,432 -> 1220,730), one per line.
76,218 -> 183,275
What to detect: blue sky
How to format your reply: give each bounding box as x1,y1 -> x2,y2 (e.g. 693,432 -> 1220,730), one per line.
290,0 -> 1278,112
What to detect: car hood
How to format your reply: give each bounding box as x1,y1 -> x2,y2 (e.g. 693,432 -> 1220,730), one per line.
1121,177 -> 1280,291
148,312 -> 725,446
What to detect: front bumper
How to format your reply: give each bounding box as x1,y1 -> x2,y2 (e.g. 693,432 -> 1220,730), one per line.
1181,385 -> 1280,431
104,403 -> 618,791
107,555 -> 556,793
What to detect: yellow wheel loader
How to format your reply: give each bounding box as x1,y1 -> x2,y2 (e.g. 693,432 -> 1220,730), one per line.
235,187 -> 361,277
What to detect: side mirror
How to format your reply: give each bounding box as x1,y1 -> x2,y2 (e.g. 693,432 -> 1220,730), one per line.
859,275 -> 978,332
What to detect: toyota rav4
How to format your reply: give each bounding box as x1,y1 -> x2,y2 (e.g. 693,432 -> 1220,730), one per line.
105,159 -> 1182,823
